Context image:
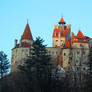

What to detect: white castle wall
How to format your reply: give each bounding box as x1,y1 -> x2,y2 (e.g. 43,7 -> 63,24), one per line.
72,43 -> 89,48
11,47 -> 30,72
53,37 -> 66,47
46,47 -> 61,57
21,39 -> 33,45
62,49 -> 71,69
72,48 -> 89,74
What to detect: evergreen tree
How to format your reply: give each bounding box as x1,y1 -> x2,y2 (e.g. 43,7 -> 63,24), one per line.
19,37 -> 51,91
0,51 -> 10,78
87,47 -> 92,91
88,47 -> 92,76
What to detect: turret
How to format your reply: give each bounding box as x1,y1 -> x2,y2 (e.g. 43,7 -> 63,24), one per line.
52,17 -> 71,48
21,23 -> 33,46
58,17 -> 66,25
15,39 -> 18,47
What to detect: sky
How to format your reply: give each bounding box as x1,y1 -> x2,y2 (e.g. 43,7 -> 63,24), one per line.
0,0 -> 92,60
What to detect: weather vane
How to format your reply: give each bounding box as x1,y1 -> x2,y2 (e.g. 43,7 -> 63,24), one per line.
27,19 -> 29,24
61,13 -> 63,18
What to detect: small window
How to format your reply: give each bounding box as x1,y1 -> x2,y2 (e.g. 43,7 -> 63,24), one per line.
68,61 -> 71,64
64,26 -> 66,30
76,60 -> 78,63
77,51 -> 80,54
61,40 -> 63,42
56,51 -> 58,54
83,51 -> 85,55
64,53 -> 66,56
77,67 -> 79,71
80,44 -> 83,47
83,67 -> 86,70
56,33 -> 58,36
60,33 -> 63,36
52,52 -> 54,55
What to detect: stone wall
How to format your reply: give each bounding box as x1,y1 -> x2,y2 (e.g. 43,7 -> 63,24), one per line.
72,48 -> 89,73
11,47 -> 30,72
62,49 -> 71,69
52,37 -> 65,47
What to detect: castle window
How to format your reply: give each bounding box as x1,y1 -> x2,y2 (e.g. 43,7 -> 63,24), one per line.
49,51 -> 50,54
68,61 -> 71,64
52,51 -> 54,55
76,60 -> 78,63
80,44 -> 83,47
60,33 -> 63,36
83,51 -> 85,55
77,51 -> 80,54
76,67 -> 79,71
56,51 -> 58,54
56,33 -> 58,36
64,26 -> 66,30
64,53 -> 66,56
83,67 -> 86,70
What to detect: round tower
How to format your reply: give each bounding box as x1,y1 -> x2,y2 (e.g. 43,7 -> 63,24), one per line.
21,23 -> 33,46
11,23 -> 33,72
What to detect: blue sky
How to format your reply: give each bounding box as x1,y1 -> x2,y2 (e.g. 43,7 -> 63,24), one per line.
0,0 -> 92,60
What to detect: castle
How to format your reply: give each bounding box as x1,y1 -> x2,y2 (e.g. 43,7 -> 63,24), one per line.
11,17 -> 92,72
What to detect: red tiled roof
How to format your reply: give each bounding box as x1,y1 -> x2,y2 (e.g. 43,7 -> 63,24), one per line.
53,28 -> 70,38
59,17 -> 65,24
21,23 -> 33,40
77,30 -> 85,39
72,30 -> 89,43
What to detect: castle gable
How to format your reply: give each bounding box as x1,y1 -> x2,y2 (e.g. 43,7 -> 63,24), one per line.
77,30 -> 85,39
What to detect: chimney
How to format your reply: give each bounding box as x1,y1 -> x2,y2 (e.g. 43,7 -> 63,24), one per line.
15,39 -> 18,47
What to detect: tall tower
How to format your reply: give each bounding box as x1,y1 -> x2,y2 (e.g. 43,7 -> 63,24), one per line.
11,23 -> 33,72
21,23 -> 33,45
52,17 -> 71,48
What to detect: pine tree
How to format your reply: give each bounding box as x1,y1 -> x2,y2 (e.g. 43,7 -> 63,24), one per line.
87,47 -> 92,91
0,51 -> 10,78
88,47 -> 92,76
19,37 -> 51,91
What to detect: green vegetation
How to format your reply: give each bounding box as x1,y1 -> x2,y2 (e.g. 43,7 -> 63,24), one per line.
19,37 -> 52,92
0,38 -> 92,92
0,51 -> 10,78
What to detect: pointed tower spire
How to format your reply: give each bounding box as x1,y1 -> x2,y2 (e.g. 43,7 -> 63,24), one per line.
77,30 -> 85,39
59,17 -> 66,25
21,23 -> 33,40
